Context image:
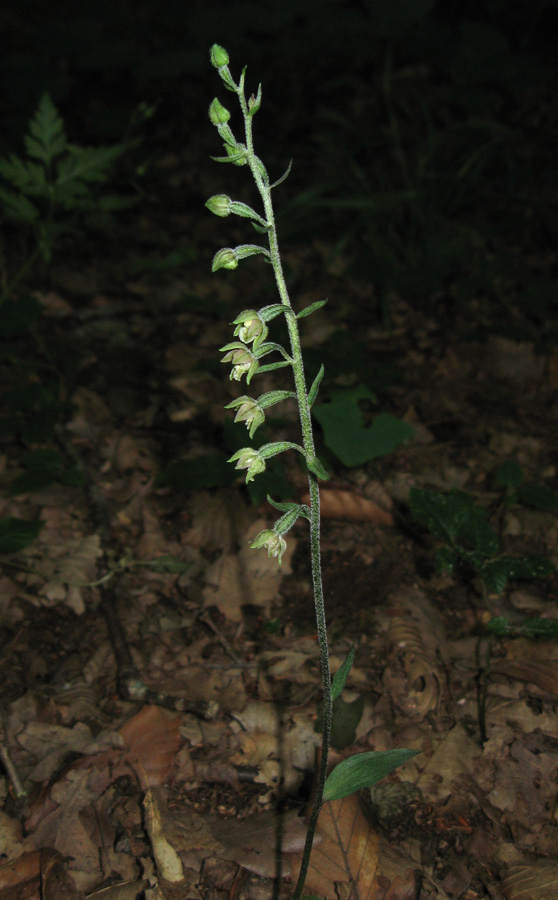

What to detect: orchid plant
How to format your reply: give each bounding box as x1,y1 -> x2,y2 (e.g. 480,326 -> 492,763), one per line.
206,44 -> 416,899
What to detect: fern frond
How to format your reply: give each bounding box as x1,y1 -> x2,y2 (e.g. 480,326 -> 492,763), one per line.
24,93 -> 67,165
57,144 -> 128,187
0,186 -> 38,222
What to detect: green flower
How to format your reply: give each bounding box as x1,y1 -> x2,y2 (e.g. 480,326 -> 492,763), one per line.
250,529 -> 287,566
225,395 -> 265,438
220,342 -> 259,383
228,448 -> 266,483
232,309 -> 268,349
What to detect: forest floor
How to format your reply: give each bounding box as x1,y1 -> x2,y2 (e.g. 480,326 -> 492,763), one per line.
1,74 -> 558,900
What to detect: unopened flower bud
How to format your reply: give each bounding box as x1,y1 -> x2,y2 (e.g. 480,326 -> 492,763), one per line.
209,98 -> 231,126
206,194 -> 232,217
212,248 -> 238,272
210,44 -> 229,68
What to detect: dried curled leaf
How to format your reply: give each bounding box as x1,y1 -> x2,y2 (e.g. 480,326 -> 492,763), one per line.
301,488 -> 393,523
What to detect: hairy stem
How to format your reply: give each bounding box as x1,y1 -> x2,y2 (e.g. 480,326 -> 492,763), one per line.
240,86 -> 333,898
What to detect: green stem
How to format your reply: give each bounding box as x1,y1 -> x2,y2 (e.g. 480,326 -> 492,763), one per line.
239,85 -> 333,899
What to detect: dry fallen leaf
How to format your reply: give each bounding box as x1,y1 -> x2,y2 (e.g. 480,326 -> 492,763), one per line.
301,488 -> 393,524
491,658 -> 558,695
503,860 -> 558,900
289,794 -> 416,900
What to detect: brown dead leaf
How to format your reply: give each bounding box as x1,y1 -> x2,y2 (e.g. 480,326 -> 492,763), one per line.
491,658 -> 558,695
212,808 -> 309,879
143,790 -> 185,884
289,795 -> 416,900
203,519 -> 294,621
301,488 -> 393,524
0,851 -> 41,892
40,848 -> 85,900
503,860 -> 558,899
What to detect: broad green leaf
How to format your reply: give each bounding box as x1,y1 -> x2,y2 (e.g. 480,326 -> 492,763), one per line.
323,749 -> 419,802
314,387 -> 413,466
306,456 -> 329,480
331,644 -> 355,700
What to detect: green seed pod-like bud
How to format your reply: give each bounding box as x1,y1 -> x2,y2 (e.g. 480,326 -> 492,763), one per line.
212,248 -> 238,272
205,194 -> 232,217
209,98 -> 231,126
210,44 -> 229,68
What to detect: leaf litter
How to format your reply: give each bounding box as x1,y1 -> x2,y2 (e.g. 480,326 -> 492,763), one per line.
1,82 -> 558,900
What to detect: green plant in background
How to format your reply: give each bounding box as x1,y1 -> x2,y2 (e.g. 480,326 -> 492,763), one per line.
410,487 -> 555,596
0,93 -> 134,307
206,45 -> 417,898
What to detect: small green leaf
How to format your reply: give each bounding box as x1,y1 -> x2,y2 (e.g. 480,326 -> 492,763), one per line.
297,299 -> 328,319
257,390 -> 296,408
306,456 -> 329,480
480,555 -> 555,593
235,243 -> 270,262
259,440 -> 305,460
257,360 -> 293,374
308,364 -> 325,408
144,556 -> 192,574
269,159 -> 292,190
0,517 -> 44,553
331,644 -> 355,700
267,497 -> 310,521
323,749 -> 419,802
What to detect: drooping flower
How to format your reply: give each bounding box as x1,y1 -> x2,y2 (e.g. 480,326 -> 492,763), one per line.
220,342 -> 259,383
225,395 -> 265,438
228,448 -> 266,483
250,529 -> 287,566
232,309 -> 268,350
